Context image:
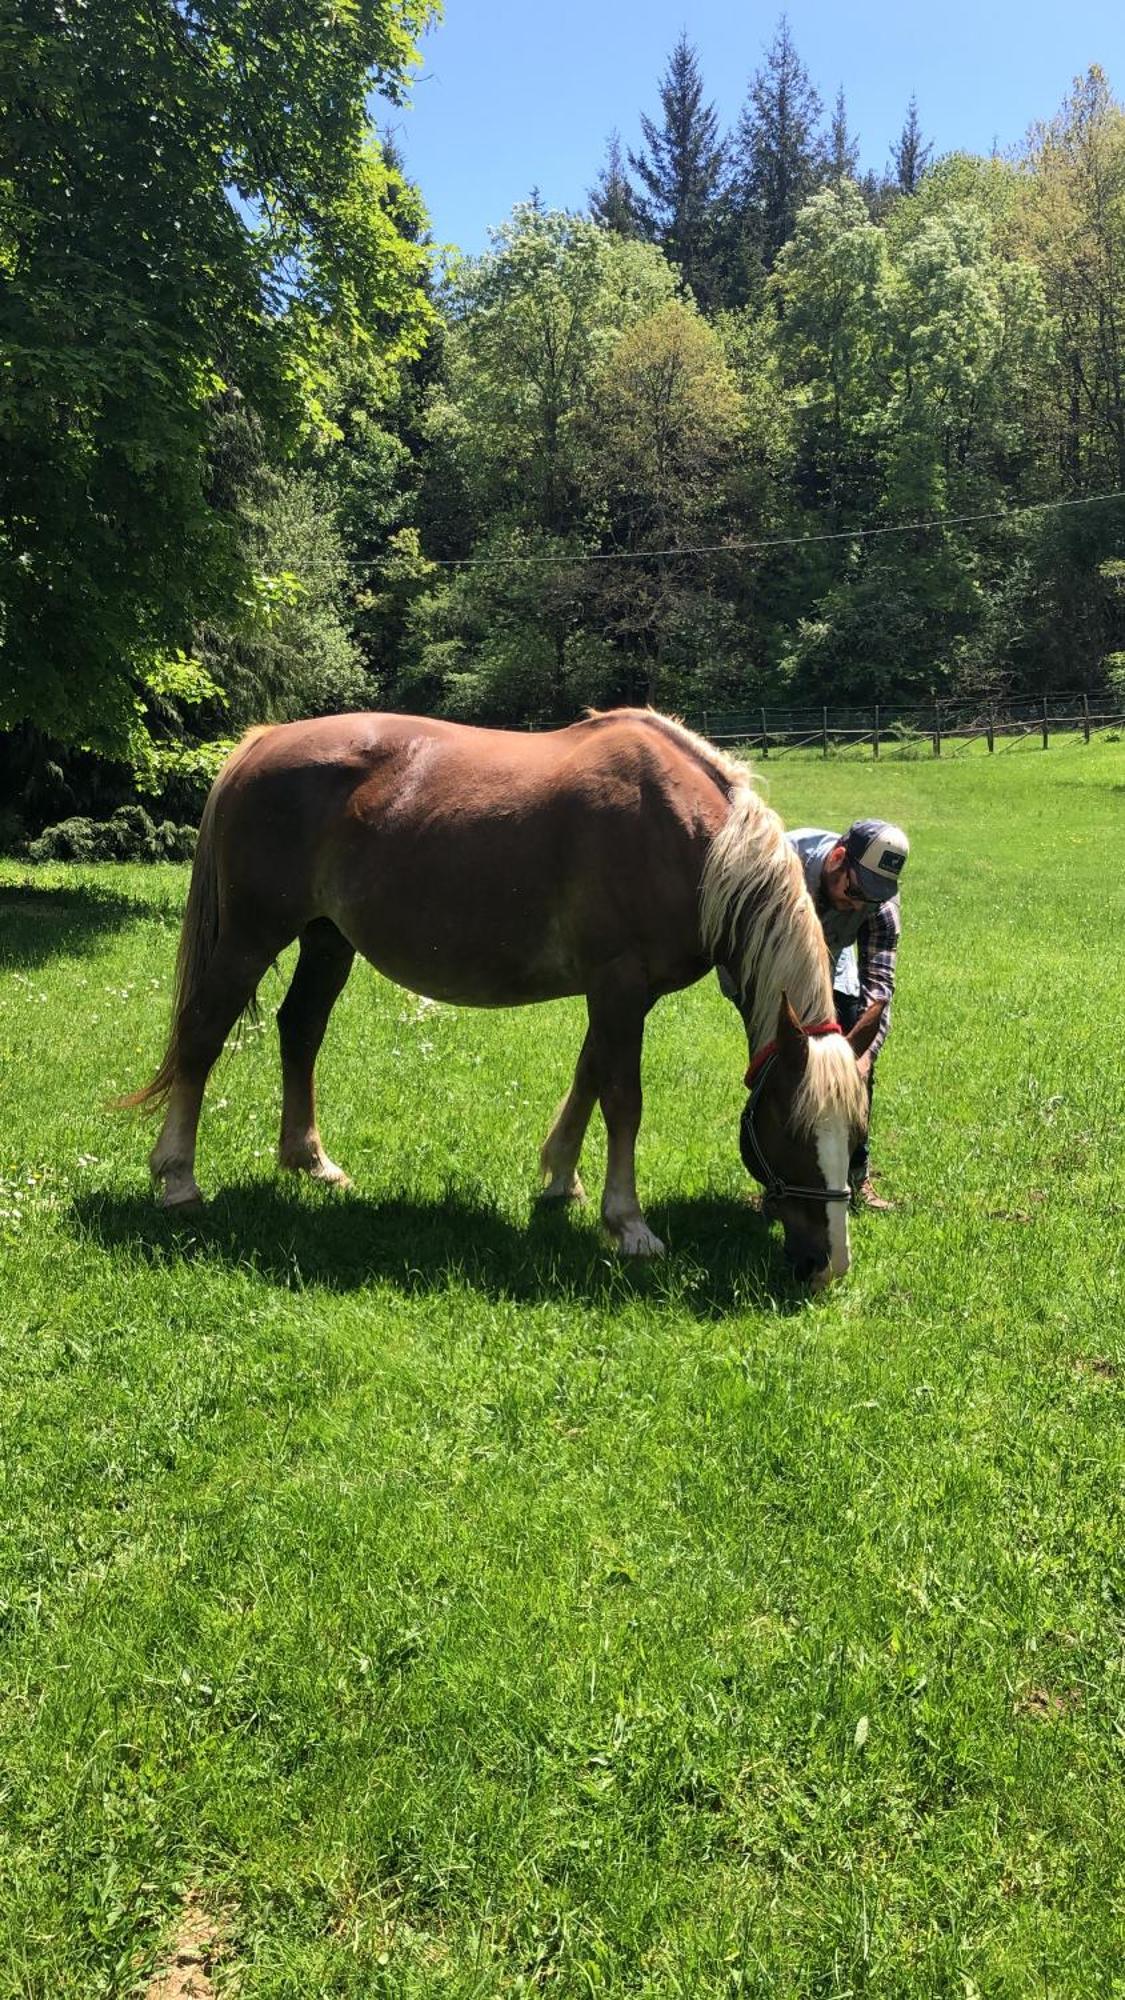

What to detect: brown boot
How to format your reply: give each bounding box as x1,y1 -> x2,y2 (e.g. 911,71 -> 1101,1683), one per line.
852,1177 -> 896,1212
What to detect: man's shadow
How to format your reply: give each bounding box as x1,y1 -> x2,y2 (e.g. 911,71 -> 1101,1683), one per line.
69,1182 -> 805,1318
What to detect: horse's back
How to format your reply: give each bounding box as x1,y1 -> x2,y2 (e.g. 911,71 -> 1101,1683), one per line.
223,707 -> 733,798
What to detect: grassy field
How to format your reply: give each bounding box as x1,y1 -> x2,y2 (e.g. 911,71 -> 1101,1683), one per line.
1,735 -> 1123,1997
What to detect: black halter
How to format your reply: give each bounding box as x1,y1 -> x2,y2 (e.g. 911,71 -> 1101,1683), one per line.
741,1035 -> 853,1206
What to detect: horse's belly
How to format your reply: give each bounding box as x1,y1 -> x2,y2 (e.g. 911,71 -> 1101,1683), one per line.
340,911 -> 584,1008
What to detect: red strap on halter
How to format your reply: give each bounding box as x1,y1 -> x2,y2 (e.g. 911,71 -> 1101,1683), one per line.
744,1019 -> 843,1088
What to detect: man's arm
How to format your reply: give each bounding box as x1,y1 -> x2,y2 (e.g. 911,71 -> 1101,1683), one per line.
857,899 -> 901,1063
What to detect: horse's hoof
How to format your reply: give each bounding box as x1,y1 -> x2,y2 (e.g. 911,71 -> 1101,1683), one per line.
157,1183 -> 205,1211
539,1173 -> 587,1204
612,1220 -> 666,1258
279,1150 -> 351,1188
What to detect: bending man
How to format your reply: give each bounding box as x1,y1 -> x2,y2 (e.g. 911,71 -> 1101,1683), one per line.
789,818 -> 908,1209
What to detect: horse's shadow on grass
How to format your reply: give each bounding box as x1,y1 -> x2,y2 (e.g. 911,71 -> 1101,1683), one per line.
70,1182 -> 805,1318
0,880 -> 169,968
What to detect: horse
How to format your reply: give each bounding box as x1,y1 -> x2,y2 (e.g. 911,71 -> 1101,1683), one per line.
121,708 -> 882,1285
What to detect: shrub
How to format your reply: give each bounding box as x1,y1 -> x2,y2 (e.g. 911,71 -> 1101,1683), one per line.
26,807 -> 197,863
884,720 -> 930,761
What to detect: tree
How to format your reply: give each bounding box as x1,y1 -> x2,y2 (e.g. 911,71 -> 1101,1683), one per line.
730,17 -> 825,269
590,133 -> 640,237
827,88 -> 860,190
628,35 -> 727,306
1019,67 -> 1125,491
0,0 -> 437,752
434,206 -> 677,538
997,69 -> 1125,691
196,461 -> 368,732
859,168 -> 898,224
401,213 -> 681,720
884,206 -> 1049,512
576,302 -> 747,704
772,184 -> 892,517
891,95 -> 934,195
773,182 -> 1052,700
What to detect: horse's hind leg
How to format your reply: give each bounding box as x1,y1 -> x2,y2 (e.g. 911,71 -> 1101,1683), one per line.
151,931 -> 283,1208
539,1027 -> 598,1202
277,918 -> 355,1185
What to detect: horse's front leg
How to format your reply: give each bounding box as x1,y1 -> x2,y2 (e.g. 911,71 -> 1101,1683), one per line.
588,961 -> 663,1258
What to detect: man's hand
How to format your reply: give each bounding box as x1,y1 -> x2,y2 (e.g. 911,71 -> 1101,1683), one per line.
855,1049 -> 874,1084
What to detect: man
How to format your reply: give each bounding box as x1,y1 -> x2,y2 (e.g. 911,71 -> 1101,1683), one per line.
787,818 -> 908,1209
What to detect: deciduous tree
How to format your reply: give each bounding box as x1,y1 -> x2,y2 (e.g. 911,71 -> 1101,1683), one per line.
434,206 -> 676,537
1019,67 -> 1125,489
0,0 -> 437,750
577,302 -> 746,703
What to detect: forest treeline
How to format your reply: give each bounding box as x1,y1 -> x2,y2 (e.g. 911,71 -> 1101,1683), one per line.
2,7 -> 1124,828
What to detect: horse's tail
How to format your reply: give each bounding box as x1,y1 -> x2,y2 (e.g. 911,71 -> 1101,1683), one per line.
115,727 -> 272,1113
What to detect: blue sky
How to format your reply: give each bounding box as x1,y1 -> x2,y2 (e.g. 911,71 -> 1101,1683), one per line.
386,0 -> 1122,256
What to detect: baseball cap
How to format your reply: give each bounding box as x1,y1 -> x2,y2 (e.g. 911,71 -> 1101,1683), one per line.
842,819 -> 909,902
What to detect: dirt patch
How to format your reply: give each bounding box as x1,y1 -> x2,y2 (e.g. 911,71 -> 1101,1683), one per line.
144,1895 -> 229,2000
1013,1685 -> 1082,1723
1072,1355 -> 1119,1381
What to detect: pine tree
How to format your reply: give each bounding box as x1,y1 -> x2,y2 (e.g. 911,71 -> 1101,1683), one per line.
891,95 -> 934,194
827,87 -> 860,188
730,16 -> 825,269
589,132 -> 639,237
627,35 -> 726,306
859,166 -> 897,222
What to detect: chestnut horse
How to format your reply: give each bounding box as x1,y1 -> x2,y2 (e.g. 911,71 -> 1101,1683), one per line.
123,709 -> 881,1283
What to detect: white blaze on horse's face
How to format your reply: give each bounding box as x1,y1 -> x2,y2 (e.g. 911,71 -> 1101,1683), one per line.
815,1113 -> 852,1282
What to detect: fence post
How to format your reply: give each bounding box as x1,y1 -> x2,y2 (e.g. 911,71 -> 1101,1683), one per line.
933,704 -> 942,758
987,705 -> 995,753
822,706 -> 829,759
1083,692 -> 1091,744
760,707 -> 769,759
1042,694 -> 1049,750
873,704 -> 880,759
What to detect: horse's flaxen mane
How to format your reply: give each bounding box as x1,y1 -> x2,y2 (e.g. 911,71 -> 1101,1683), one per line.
699,781 -> 866,1136
583,706 -> 746,799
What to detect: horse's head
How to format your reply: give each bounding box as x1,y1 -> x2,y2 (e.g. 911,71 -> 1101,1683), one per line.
740,994 -> 884,1288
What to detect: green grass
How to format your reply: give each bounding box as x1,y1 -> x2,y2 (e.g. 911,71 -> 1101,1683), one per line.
1,736 -> 1123,1997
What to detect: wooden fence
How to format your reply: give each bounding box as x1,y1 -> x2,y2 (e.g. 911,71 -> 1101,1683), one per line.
687,693 -> 1125,758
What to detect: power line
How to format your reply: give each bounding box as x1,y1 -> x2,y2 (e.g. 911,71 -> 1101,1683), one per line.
345,488 -> 1125,571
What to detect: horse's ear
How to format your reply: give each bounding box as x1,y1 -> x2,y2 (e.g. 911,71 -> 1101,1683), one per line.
776,992 -> 810,1076
847,1000 -> 885,1062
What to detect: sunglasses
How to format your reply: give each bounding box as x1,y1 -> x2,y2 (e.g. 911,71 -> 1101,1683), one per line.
843,865 -> 882,908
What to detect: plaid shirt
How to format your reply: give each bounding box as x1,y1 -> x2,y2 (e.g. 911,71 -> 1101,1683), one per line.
788,828 -> 901,1064
846,897 -> 899,1062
